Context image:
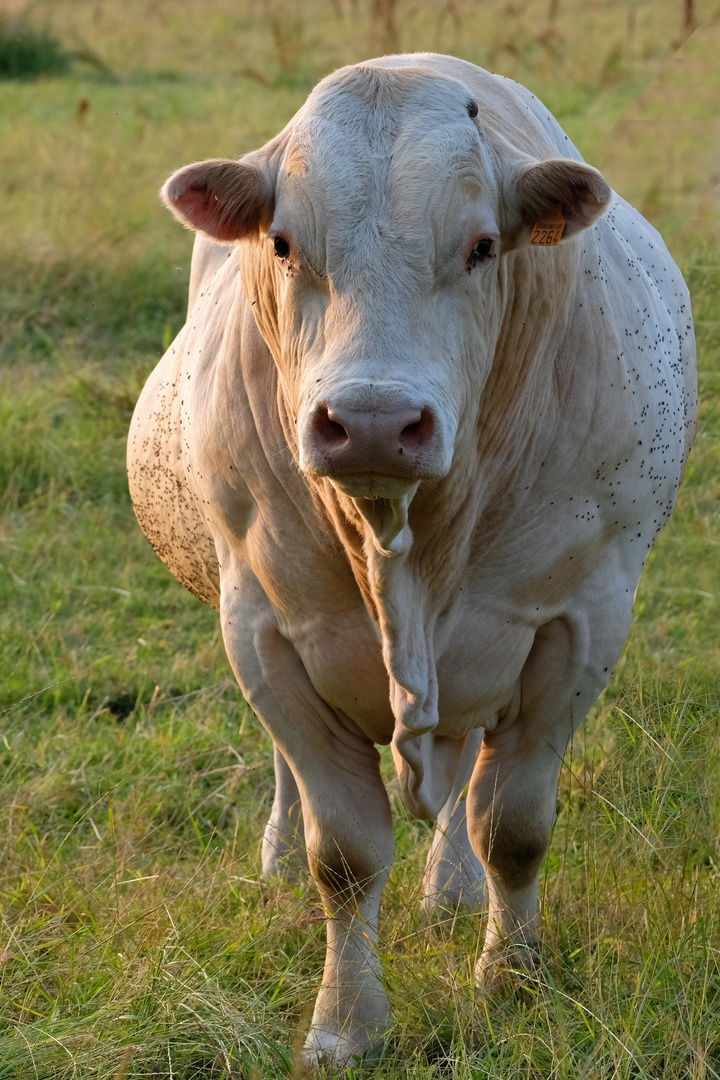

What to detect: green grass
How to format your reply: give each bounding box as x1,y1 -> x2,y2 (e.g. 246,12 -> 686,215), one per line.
1,0 -> 719,1076
0,18 -> 70,81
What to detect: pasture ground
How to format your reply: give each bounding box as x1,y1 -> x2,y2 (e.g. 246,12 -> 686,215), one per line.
1,1 -> 719,1076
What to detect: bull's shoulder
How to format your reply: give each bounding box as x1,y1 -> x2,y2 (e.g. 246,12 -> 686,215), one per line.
127,330 -> 221,609
598,197 -> 691,310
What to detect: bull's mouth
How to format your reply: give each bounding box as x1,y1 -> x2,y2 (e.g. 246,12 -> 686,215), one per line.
328,472 -> 421,500
347,486 -> 419,556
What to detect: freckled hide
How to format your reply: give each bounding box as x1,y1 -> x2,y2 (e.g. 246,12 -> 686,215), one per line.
128,52 -> 697,1066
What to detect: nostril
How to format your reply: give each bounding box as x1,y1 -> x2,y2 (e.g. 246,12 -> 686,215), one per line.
399,408 -> 434,452
401,420 -> 421,438
313,405 -> 348,449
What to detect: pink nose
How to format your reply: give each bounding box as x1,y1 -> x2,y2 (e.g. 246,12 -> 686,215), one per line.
309,403 -> 435,476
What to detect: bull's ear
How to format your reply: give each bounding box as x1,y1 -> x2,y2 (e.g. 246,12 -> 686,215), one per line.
161,158 -> 274,242
506,158 -> 612,247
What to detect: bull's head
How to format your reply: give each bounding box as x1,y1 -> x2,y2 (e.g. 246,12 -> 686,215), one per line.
161,60 -> 610,554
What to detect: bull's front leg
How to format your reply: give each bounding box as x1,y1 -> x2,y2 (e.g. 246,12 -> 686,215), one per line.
420,727 -> 486,914
299,747 -> 393,1065
467,723 -> 563,989
466,606 -> 628,991
261,744 -> 307,877
221,572 -> 394,1066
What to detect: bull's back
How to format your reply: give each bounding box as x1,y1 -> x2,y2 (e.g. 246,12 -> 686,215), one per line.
127,330 -> 220,609
187,234 -> 235,316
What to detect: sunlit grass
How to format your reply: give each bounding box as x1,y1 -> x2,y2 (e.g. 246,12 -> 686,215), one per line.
0,677 -> 717,1076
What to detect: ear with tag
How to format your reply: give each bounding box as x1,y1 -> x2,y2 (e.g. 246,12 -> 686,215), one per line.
506,158 -> 612,248
161,157 -> 275,242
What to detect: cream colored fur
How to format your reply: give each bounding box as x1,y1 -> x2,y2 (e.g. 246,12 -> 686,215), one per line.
128,53 -> 696,1066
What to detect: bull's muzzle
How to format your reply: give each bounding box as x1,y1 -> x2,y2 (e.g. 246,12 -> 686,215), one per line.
300,394 -> 444,497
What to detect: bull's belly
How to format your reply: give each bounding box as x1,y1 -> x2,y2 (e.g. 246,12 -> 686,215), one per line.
127,342 -> 220,609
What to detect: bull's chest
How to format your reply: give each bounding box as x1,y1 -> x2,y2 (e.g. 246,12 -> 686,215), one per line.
278,591 -> 531,744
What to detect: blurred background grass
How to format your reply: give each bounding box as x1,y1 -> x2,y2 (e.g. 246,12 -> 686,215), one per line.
0,1 -> 719,1076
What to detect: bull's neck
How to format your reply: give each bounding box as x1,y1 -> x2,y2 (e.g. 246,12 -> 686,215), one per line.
390,238 -> 583,597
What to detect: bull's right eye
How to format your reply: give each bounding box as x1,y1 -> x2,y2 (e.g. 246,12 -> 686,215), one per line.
468,238 -> 494,268
274,237 -> 290,259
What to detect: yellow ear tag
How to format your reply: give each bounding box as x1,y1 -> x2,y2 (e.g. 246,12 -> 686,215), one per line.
529,204 -> 565,246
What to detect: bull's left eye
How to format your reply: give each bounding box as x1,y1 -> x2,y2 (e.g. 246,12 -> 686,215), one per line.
274,237 -> 290,258
468,238 -> 494,268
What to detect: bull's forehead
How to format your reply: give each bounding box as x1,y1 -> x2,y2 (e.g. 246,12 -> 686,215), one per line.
300,63 -> 479,146
273,66 -> 494,278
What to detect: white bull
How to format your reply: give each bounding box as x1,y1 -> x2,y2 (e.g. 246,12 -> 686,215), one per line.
127,53 -> 696,1066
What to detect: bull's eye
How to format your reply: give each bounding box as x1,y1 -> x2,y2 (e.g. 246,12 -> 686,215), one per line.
274,237 -> 290,259
468,237 -> 494,268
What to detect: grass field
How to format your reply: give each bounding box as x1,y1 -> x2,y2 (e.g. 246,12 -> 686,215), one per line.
1,0 -> 719,1076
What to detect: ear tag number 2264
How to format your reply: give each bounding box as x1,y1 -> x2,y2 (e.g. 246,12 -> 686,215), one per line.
529,204 -> 565,246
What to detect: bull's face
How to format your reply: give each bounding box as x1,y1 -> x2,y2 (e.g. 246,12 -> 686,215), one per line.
268,80 -> 502,505
162,64 -> 609,549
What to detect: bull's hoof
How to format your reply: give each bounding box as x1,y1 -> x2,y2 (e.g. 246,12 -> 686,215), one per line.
475,940 -> 542,996
301,1025 -> 387,1070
